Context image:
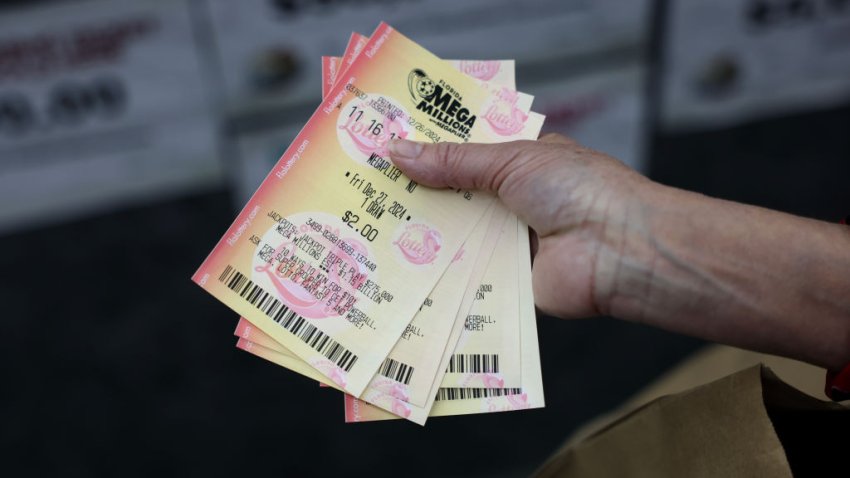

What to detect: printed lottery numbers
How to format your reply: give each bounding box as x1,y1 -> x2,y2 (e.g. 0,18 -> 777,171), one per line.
348,105 -> 393,139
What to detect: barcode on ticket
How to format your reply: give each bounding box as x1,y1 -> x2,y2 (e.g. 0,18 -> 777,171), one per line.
446,354 -> 499,373
435,387 -> 522,401
378,357 -> 414,385
219,265 -> 358,372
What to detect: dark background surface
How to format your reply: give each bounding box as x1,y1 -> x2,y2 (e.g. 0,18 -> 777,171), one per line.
0,189 -> 705,476
2,0 -> 849,476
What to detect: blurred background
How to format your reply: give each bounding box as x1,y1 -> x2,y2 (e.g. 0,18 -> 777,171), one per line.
1,0 -> 848,476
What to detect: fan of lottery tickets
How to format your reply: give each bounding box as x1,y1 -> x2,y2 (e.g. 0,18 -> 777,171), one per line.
193,23 -> 545,425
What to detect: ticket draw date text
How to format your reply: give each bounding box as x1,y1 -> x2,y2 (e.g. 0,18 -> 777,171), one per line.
347,171 -> 411,223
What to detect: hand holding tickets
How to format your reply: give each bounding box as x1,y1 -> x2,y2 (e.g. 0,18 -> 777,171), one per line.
193,23 -> 545,425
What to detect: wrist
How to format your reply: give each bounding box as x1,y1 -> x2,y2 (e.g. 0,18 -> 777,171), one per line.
595,179 -> 714,325
599,186 -> 850,371
590,174 -> 666,320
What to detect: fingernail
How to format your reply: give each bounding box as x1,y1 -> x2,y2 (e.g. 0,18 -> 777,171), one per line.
389,139 -> 424,160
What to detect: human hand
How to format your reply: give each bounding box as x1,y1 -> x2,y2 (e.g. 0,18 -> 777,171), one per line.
389,134 -> 850,370
388,133 -> 651,320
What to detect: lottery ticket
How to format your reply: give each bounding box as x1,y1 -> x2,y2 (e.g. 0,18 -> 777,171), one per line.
340,32 -> 369,79
333,34 -> 532,120
235,213 -> 511,425
337,33 -> 516,90
344,218 -> 544,421
348,202 -> 505,407
329,33 -> 528,391
363,204 -> 504,407
321,56 -> 340,98
310,42 -> 529,402
321,32 -> 369,97
233,54 -> 523,406
235,217 -> 544,422
234,209 -> 528,423
446,59 -> 516,88
194,22 -> 544,398
232,48 -> 527,408
441,213 -> 523,388
233,205 -> 509,422
231,31 -> 532,415
334,32 -> 518,93
325,39 -> 528,398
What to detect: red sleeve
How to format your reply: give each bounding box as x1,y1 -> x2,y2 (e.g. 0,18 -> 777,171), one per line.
825,215 -> 850,401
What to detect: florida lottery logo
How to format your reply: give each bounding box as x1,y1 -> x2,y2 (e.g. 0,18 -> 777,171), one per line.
456,60 -> 501,82
408,69 -> 476,141
482,86 -> 529,137
392,222 -> 442,266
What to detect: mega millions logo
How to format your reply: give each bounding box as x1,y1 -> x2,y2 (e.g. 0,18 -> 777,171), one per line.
408,69 -> 476,140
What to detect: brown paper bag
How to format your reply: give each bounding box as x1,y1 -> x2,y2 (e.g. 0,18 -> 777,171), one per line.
534,365 -> 849,477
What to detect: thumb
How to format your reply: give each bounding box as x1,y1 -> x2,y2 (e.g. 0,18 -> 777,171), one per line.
388,138 -> 536,194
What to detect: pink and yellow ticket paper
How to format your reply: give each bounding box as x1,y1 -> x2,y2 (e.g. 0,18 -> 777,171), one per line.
232,60 -> 543,422
193,22 -> 543,398
235,218 -> 545,422
228,29 -> 543,423
345,218 -> 544,421
228,33 -> 535,423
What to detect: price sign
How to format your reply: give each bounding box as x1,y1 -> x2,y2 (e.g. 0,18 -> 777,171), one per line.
0,76 -> 127,137
661,0 -> 850,130
203,0 -> 650,115
0,0 -> 221,233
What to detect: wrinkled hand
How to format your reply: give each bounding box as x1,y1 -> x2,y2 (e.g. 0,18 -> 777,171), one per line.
388,134 -> 650,320
389,133 -> 850,371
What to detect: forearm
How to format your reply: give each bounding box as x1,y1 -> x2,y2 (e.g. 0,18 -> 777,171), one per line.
387,135 -> 850,367
603,182 -> 850,370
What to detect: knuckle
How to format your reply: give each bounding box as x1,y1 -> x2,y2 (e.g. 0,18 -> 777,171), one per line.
483,142 -> 528,192
432,142 -> 463,183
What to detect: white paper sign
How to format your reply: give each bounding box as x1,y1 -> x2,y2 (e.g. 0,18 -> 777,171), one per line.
202,0 -> 650,115
0,0 -> 221,233
661,0 -> 850,131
